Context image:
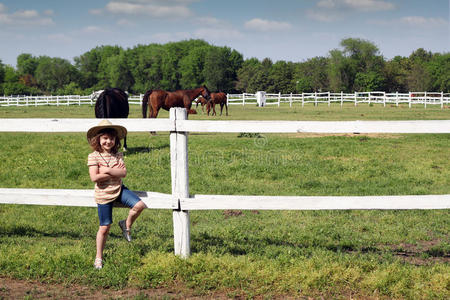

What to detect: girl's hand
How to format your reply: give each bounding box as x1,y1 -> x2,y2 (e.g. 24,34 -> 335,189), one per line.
99,166 -> 111,174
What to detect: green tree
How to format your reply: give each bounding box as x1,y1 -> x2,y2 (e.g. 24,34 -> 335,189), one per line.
427,53 -> 450,92
293,57 -> 329,92
236,58 -> 261,92
203,46 -> 242,92
328,38 -> 385,91
35,57 -> 80,92
106,51 -> 133,91
16,53 -> 38,76
267,61 -> 295,93
179,46 -> 209,89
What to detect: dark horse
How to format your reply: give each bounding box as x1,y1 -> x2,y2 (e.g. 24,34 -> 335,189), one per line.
95,88 -> 129,150
142,86 -> 211,119
206,92 -> 228,116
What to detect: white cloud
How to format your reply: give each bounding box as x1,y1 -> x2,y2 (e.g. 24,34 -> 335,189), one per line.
81,26 -> 108,34
194,28 -> 244,39
317,0 -> 394,12
309,0 -> 394,22
105,1 -> 192,18
117,19 -> 135,26
400,16 -> 448,27
368,16 -> 448,28
306,10 -> 342,22
0,4 -> 54,26
244,18 -> 291,32
47,33 -> 73,43
152,31 -> 192,42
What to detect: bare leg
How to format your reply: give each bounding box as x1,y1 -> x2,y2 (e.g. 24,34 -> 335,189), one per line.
96,224 -> 111,259
125,201 -> 147,230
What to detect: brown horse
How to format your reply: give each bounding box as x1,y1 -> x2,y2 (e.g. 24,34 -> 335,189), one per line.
142,86 -> 211,118
206,92 -> 228,116
195,96 -> 209,112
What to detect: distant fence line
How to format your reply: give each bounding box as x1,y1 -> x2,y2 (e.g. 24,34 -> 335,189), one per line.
1,91 -> 449,108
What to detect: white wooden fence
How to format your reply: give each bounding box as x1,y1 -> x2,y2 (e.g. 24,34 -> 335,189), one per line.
0,94 -> 144,107
227,91 -> 450,108
1,92 -> 449,108
1,108 -> 450,258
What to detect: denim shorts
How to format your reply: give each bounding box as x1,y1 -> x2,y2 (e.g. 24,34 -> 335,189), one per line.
97,186 -> 141,226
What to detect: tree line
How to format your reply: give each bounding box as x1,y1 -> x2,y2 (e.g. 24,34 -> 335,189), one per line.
0,38 -> 448,96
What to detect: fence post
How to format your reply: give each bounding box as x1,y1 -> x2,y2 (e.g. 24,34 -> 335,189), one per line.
354,92 -> 357,106
314,91 -> 317,106
341,91 -> 343,107
424,91 -> 427,109
170,108 -> 191,258
302,92 -> 304,107
278,92 -> 281,107
289,92 -> 292,107
328,91 -> 331,107
441,91 -> 444,109
408,92 -> 411,108
242,93 -> 245,106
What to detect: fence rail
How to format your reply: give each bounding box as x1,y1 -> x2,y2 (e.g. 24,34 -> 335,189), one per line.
1,92 -> 449,108
227,91 -> 450,108
1,111 -> 450,257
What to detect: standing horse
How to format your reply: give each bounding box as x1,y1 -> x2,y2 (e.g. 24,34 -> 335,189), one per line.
142,86 -> 211,119
95,88 -> 129,150
195,96 -> 209,113
206,92 -> 228,116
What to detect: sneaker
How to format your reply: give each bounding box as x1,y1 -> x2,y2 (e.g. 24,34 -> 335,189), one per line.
118,219 -> 131,242
94,258 -> 103,270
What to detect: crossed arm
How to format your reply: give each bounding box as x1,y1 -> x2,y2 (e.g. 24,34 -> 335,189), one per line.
89,160 -> 127,183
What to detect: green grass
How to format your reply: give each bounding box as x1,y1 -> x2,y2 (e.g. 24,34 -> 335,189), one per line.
1,102 -> 449,120
0,104 -> 449,299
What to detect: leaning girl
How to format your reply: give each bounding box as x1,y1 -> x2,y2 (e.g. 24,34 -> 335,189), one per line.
87,119 -> 147,269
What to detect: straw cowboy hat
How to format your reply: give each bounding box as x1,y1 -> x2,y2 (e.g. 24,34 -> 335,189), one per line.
87,119 -> 127,140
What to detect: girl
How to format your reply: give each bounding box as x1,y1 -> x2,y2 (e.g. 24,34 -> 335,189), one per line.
87,119 -> 147,269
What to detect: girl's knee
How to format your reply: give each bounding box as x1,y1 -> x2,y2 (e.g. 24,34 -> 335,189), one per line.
133,201 -> 147,212
98,225 -> 111,235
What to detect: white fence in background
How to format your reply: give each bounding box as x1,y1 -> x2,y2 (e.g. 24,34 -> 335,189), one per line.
0,94 -> 144,107
1,92 -> 449,108
227,91 -> 450,108
1,109 -> 450,257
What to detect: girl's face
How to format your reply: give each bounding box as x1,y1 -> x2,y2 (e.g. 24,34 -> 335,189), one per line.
99,133 -> 116,152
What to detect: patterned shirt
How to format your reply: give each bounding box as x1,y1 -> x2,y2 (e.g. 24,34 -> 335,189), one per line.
87,151 -> 124,204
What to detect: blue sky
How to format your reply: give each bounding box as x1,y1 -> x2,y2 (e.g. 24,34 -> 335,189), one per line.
0,0 -> 448,67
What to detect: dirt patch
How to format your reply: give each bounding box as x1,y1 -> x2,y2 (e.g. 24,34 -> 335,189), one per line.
223,209 -> 244,218
0,277 -> 233,299
284,133 -> 404,139
384,239 -> 450,266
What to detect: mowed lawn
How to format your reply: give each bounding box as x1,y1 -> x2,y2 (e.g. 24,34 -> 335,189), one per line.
0,103 -> 449,299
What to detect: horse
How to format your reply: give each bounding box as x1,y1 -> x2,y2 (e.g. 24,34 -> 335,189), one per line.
142,86 -> 211,119
95,88 -> 129,150
195,96 -> 209,112
206,92 -> 228,116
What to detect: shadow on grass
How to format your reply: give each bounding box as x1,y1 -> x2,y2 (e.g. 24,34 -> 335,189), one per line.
125,143 -> 169,155
0,225 -> 85,239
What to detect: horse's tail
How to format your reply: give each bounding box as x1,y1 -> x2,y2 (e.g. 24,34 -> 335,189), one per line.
142,90 -> 152,118
95,90 -> 109,118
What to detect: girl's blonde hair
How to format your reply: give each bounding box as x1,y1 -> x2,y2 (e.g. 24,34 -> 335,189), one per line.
88,128 -> 121,153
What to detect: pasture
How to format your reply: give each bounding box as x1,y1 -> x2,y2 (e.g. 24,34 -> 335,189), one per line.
0,103 -> 449,299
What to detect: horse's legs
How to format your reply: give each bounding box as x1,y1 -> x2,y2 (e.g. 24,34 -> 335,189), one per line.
220,103 -> 224,116
149,106 -> 159,135
212,103 -> 216,116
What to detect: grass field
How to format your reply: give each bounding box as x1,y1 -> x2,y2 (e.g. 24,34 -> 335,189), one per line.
0,103 -> 449,299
